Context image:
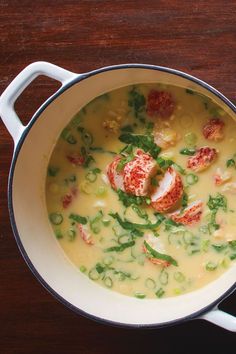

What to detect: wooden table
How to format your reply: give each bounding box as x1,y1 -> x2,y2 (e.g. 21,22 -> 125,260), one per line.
0,1 -> 235,353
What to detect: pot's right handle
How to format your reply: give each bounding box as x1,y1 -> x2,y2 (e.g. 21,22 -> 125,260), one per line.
200,307 -> 236,332
0,61 -> 77,145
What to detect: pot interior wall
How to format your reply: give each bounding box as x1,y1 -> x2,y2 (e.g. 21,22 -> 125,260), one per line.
11,67 -> 236,325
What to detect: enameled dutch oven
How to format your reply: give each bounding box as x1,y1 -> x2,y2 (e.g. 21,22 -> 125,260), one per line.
0,62 -> 235,331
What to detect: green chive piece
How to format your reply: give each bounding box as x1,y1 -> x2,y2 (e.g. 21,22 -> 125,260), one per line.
205,261 -> 218,271
49,213 -> 63,225
134,292 -> 146,299
155,288 -> 165,298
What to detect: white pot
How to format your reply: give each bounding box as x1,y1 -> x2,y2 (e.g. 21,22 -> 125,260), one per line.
0,62 -> 235,331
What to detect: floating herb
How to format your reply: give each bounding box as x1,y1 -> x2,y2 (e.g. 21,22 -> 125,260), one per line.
144,240 -> 178,266
109,212 -> 165,231
104,241 -> 135,253
119,133 -> 161,158
69,213 -> 87,225
180,147 -> 196,156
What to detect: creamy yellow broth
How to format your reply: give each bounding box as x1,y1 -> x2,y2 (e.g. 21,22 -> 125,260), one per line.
46,84 -> 236,299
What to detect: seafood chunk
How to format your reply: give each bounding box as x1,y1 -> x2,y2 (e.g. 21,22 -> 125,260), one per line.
143,233 -> 170,267
169,200 -> 203,226
147,90 -> 175,118
67,153 -> 85,166
106,156 -> 125,191
221,182 -> 236,194
123,150 -> 157,196
61,187 -> 77,208
151,166 -> 183,212
203,118 -> 224,141
213,168 -> 231,186
154,127 -> 178,149
187,147 -> 217,172
78,224 -> 94,245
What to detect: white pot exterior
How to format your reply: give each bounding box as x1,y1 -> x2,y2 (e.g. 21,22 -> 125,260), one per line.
1,62 -> 236,330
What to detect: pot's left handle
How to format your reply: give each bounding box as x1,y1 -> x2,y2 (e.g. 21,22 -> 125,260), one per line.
0,61 -> 77,145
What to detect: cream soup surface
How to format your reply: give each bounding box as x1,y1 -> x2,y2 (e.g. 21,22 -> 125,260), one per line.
46,84 -> 236,299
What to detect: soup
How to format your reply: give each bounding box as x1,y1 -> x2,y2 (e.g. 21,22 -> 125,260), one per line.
46,83 -> 236,299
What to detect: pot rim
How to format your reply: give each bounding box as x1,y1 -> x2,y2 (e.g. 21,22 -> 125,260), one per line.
8,63 -> 236,328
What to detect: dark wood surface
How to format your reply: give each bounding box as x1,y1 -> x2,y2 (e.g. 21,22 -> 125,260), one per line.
0,1 -> 235,353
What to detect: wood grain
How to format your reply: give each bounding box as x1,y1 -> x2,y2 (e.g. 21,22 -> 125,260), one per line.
0,1 -> 235,353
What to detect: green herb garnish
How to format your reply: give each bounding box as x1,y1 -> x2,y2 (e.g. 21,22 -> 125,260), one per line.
69,213 -> 87,225
104,241 -> 135,253
144,240 -> 178,266
48,166 -> 60,177
180,147 -> 196,156
109,212 -> 165,231
119,133 -> 161,158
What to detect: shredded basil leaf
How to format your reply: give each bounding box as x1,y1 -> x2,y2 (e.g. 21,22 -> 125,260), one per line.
104,241 -> 135,253
144,240 -> 178,266
69,213 -> 87,225
180,147 -> 196,156
119,133 -> 161,158
109,212 -> 164,230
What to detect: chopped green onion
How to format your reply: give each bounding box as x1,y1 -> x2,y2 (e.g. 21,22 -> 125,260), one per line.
80,180 -> 93,194
49,213 -> 63,225
186,89 -> 194,95
205,261 -> 218,271
145,278 -> 156,290
173,288 -> 182,295
220,257 -> 230,268
80,265 -> 87,273
102,218 -> 110,227
48,166 -> 60,177
54,229 -> 63,239
226,158 -> 236,168
96,186 -> 107,196
212,243 -> 228,252
61,127 -> 77,144
118,234 -> 131,244
159,270 -> 169,286
104,276 -> 113,288
88,268 -> 100,280
95,263 -> 105,274
155,288 -> 165,298
78,127 -> 93,146
184,132 -> 197,146
174,272 -> 185,283
180,147 -> 196,156
186,173 -> 199,185
134,292 -> 146,299
67,229 -> 76,241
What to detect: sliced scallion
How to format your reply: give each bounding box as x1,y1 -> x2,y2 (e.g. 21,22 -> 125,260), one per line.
134,292 -> 146,299
145,278 -> 156,290
49,213 -> 63,225
155,288 -> 165,298
174,272 -> 185,283
88,268 -> 100,280
80,265 -> 87,273
104,276 -> 113,288
186,173 -> 199,185
159,269 -> 169,286
205,261 -> 218,271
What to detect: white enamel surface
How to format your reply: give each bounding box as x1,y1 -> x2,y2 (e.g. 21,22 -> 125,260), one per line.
200,309 -> 236,332
0,61 -> 77,144
4,65 -> 236,328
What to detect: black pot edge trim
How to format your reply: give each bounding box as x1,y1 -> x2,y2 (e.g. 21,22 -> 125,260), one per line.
7,63 -> 236,329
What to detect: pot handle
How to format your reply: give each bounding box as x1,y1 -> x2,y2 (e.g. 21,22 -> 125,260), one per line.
200,307 -> 236,332
0,61 -> 77,145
